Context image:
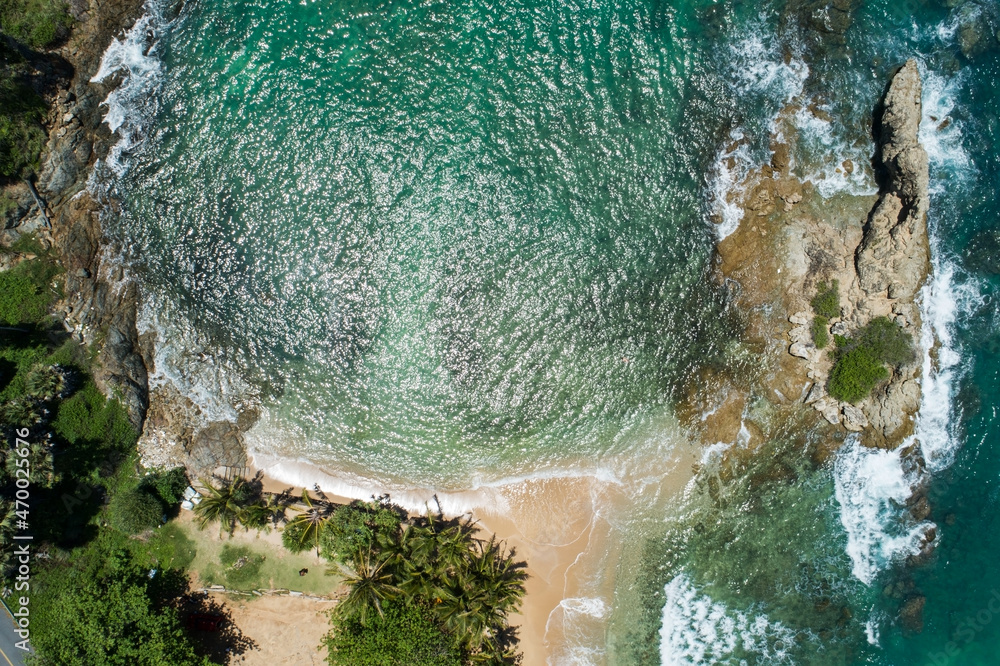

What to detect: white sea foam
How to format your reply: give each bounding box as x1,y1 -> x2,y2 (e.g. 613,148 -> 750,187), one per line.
659,574 -> 797,665
919,68 -> 974,195
833,437 -> 934,585
916,263 -> 978,472
730,33 -> 808,105
707,129 -> 753,240
707,25 -> 809,241
90,7 -> 168,176
792,103 -> 877,199
248,446 -> 626,517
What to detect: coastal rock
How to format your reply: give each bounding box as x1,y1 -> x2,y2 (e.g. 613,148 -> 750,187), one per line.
188,421 -> 248,471
856,60 -> 930,302
53,192 -> 149,428
814,397 -> 841,424
842,404 -> 868,432
899,595 -> 926,633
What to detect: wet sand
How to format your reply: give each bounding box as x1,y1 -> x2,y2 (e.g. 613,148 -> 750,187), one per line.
244,438 -> 700,665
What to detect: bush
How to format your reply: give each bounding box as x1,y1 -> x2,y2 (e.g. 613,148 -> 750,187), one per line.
810,280 -> 840,319
0,76 -> 48,178
0,0 -> 73,49
320,501 -> 403,562
0,260 -> 57,325
142,467 -> 190,507
811,315 -> 829,349
219,544 -> 265,588
109,487 -> 164,535
323,601 -> 462,666
855,316 -> 915,367
826,317 -> 914,404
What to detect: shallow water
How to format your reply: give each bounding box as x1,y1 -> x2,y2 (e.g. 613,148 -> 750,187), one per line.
93,0 -> 1000,663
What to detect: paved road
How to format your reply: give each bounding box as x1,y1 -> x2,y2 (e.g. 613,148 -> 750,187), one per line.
0,602 -> 28,666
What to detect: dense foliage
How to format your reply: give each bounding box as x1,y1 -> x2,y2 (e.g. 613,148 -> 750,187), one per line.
29,535 -> 211,666
321,504 -> 527,665
0,0 -> 72,49
0,257 -> 58,324
320,499 -> 402,561
810,280 -> 840,320
0,0 -> 73,180
109,486 -> 164,534
0,251 -> 215,663
323,600 -> 463,666
827,316 -> 915,403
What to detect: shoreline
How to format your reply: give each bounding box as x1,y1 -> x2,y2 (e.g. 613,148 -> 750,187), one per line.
247,439 -> 700,665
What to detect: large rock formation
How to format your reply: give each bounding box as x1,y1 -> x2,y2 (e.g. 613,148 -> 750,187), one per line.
699,60 -> 931,453
856,60 -> 930,303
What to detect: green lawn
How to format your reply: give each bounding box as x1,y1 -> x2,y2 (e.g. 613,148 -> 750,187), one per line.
165,514 -> 342,595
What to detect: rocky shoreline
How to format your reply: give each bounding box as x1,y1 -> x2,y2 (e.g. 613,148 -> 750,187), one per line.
2,0 -> 150,427
2,0 -> 252,474
686,60 -> 931,457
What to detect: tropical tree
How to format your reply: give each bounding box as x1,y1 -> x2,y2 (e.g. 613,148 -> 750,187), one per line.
193,476 -> 258,535
330,549 -> 400,626
241,490 -> 293,531
4,440 -> 57,487
282,486 -> 334,554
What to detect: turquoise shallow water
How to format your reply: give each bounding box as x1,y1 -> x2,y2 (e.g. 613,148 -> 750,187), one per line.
93,0 -> 1000,663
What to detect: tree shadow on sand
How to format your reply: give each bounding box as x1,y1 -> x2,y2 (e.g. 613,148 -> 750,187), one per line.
180,592 -> 259,664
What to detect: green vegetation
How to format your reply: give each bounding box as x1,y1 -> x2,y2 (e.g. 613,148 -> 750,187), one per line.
281,488 -> 334,554
810,280 -> 840,319
0,252 -> 219,663
109,486 -> 165,534
808,280 -> 838,349
0,0 -> 74,180
218,543 -> 266,587
322,506 -> 527,665
811,315 -> 829,349
827,316 -> 915,403
29,534 -> 211,666
0,77 -> 47,179
320,498 -> 403,562
0,0 -> 73,49
0,255 -> 59,324
323,600 -> 463,666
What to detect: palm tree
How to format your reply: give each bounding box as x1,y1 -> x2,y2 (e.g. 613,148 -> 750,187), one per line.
328,549 -> 400,625
241,488 -> 293,531
284,486 -> 334,554
5,442 -> 57,488
193,477 -> 256,535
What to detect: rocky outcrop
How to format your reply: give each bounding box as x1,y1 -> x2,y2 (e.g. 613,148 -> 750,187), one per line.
2,0 -> 148,426
50,191 -> 149,426
856,60 -> 930,303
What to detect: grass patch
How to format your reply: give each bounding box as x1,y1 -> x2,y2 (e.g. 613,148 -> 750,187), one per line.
0,0 -> 73,49
181,516 -> 334,594
0,256 -> 60,325
810,280 -> 840,319
811,315 -> 829,349
146,522 -> 198,571
218,544 -> 267,588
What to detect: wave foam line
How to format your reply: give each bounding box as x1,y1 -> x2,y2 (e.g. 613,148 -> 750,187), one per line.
90,4 -> 170,176
249,449 -> 623,517
659,574 -> 797,665
833,437 -> 934,586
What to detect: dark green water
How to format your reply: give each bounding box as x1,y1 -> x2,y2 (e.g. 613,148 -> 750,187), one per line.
91,0 -> 1000,662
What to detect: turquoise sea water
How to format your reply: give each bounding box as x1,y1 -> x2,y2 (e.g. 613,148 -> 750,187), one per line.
92,0 -> 1000,663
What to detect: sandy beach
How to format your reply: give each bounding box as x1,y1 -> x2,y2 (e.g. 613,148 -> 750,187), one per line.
242,437 -> 701,666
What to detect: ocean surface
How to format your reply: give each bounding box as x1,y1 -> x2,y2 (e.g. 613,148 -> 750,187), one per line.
91,0 -> 1000,663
